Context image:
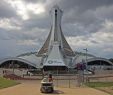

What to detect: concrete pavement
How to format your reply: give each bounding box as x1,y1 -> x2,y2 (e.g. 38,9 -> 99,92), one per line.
0,80 -> 110,95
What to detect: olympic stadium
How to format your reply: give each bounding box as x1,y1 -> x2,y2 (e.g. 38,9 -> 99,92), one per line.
0,5 -> 113,71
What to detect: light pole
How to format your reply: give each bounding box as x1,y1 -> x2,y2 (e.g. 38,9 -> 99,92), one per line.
83,48 -> 88,70
83,48 -> 89,83
11,60 -> 15,74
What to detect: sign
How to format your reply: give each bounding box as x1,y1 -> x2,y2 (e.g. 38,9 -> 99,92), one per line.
47,60 -> 62,64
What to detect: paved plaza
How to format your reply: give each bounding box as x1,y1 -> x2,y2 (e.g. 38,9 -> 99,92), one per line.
0,80 -> 109,95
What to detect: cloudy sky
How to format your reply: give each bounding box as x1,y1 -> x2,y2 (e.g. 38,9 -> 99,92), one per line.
0,0 -> 113,59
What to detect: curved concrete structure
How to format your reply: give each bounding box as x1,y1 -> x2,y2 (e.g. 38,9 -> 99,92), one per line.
0,57 -> 37,68
87,57 -> 113,65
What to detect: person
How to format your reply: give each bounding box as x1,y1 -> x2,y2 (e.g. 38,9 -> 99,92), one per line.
48,73 -> 53,82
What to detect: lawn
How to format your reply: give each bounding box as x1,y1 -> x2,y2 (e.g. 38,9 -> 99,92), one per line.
85,82 -> 113,88
85,82 -> 113,95
0,77 -> 19,89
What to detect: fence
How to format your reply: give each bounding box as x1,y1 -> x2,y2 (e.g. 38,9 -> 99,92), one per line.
1,68 -> 113,87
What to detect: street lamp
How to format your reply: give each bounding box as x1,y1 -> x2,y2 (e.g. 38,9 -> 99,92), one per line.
83,48 -> 89,83
83,48 -> 88,70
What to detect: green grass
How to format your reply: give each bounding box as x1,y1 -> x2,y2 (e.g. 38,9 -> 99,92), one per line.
0,77 -> 20,89
85,82 -> 113,88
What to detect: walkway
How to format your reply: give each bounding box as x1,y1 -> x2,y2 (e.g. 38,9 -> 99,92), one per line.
0,80 -> 109,95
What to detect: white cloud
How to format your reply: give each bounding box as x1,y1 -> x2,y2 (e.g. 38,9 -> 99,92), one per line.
0,0 -> 113,58
17,39 -> 38,46
26,3 -> 45,14
90,20 -> 113,44
0,18 -> 21,30
66,20 -> 113,57
6,0 -> 46,20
